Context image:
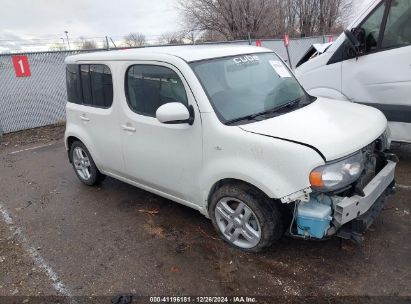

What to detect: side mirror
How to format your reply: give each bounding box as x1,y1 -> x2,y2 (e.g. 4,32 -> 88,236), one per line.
156,102 -> 194,125
344,29 -> 360,49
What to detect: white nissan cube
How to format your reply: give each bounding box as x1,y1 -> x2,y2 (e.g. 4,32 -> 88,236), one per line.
64,45 -> 397,252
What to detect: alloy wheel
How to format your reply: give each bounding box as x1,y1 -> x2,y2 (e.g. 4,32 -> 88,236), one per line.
215,197 -> 262,249
72,146 -> 92,181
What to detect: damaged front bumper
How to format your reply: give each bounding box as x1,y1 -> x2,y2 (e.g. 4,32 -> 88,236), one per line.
332,158 -> 397,242
333,160 -> 397,227
335,188 -> 392,243
290,155 -> 398,242
333,160 -> 398,243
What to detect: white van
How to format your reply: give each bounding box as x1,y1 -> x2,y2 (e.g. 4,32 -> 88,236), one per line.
295,0 -> 411,143
64,45 -> 396,252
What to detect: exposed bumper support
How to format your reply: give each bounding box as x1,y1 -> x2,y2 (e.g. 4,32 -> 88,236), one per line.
333,160 -> 397,227
336,191 -> 388,243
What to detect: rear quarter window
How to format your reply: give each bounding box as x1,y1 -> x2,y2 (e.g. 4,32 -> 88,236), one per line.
90,65 -> 114,108
66,64 -> 82,104
66,63 -> 113,108
81,65 -> 93,105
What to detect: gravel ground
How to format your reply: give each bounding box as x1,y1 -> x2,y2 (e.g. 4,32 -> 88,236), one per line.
0,125 -> 410,302
0,220 -> 57,297
0,123 -> 65,154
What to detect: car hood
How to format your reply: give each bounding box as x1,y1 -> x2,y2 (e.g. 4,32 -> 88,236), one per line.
312,42 -> 333,53
295,42 -> 333,68
240,98 -> 387,161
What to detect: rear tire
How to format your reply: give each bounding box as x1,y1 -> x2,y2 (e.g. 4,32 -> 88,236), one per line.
209,183 -> 283,253
70,141 -> 105,186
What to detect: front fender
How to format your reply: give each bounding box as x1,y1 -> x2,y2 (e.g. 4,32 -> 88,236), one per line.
199,126 -> 324,211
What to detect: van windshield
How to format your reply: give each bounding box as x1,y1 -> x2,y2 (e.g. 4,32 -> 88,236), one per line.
190,53 -> 312,125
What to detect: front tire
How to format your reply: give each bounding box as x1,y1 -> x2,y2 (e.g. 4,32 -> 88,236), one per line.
209,183 -> 283,253
70,141 -> 105,186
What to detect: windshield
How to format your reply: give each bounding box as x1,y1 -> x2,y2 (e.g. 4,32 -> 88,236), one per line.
190,53 -> 310,125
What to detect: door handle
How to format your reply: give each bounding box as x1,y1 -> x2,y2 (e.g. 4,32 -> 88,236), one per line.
80,114 -> 90,122
121,124 -> 136,133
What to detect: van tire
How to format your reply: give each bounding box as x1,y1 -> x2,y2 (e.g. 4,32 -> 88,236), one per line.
70,141 -> 106,186
209,183 -> 283,253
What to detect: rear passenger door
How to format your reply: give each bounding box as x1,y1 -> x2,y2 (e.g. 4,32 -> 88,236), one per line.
118,62 -> 202,203
66,63 -> 124,174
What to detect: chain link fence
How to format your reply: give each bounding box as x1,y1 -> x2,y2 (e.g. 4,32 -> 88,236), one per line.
0,35 -> 335,134
0,50 -> 99,134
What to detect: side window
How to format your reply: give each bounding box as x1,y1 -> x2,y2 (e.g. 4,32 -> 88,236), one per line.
66,64 -> 113,108
66,64 -> 82,104
382,0 -> 411,48
80,65 -> 93,105
126,65 -> 188,117
359,3 -> 386,52
90,65 -> 114,108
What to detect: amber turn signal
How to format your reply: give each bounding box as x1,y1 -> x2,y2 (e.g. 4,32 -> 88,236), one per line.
309,171 -> 324,188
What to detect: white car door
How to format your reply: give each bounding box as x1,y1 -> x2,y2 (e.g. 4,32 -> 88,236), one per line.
66,63 -> 124,174
341,0 -> 411,142
118,62 -> 203,203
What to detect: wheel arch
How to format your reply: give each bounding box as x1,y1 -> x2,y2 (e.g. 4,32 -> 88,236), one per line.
66,136 -> 82,163
207,178 -> 286,252
65,135 -> 95,165
65,126 -> 97,165
206,178 -> 273,214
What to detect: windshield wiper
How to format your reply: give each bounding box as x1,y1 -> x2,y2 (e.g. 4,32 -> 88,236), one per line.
225,113 -> 264,126
225,97 -> 305,126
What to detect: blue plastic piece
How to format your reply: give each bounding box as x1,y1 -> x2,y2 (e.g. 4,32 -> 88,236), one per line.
297,200 -> 332,239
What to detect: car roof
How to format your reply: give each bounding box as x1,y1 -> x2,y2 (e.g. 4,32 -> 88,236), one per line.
65,44 -> 272,64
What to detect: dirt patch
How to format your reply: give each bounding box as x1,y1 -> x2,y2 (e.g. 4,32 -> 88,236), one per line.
0,123 -> 65,153
0,220 -> 56,296
0,126 -> 410,298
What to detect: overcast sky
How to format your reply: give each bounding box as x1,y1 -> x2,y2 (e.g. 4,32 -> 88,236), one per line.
0,0 -> 374,52
0,0 -> 181,52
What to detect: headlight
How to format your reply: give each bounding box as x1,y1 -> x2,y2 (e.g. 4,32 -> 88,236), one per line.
309,152 -> 364,191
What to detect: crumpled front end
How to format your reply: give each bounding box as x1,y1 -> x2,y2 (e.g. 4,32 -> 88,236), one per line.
287,131 -> 397,243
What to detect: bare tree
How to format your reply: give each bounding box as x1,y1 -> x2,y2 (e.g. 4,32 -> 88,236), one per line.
48,43 -> 66,51
179,0 -> 278,40
286,0 -> 353,36
158,31 -> 184,45
316,0 -> 350,35
196,30 -> 227,42
338,0 -> 354,28
124,32 -> 146,47
77,37 -> 98,50
182,28 -> 202,44
179,0 -> 353,39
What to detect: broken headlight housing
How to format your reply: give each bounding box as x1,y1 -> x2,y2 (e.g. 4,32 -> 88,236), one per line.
309,152 -> 364,192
